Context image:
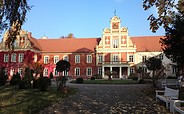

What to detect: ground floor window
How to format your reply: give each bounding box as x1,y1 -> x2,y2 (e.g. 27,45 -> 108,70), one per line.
18,68 -> 23,76
98,67 -> 102,75
75,68 -> 80,76
54,68 -> 59,76
130,67 -> 134,74
86,67 -> 92,76
43,68 -> 48,76
63,71 -> 68,76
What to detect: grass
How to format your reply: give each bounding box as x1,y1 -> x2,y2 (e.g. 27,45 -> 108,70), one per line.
82,79 -> 139,84
0,85 -> 77,114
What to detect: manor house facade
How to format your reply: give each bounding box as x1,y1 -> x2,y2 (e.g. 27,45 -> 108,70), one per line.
0,16 -> 176,79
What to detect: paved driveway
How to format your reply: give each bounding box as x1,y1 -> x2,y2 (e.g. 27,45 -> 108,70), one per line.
39,83 -> 171,114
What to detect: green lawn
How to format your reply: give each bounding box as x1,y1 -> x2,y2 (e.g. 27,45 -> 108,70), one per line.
83,79 -> 138,84
0,85 -> 77,114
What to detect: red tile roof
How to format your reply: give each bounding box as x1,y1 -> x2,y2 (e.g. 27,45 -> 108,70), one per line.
37,38 -> 100,53
131,36 -> 165,52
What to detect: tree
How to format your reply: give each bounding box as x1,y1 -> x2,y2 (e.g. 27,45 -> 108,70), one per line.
56,60 -> 70,91
32,62 -> 44,78
0,0 -> 31,50
146,57 -> 162,87
67,33 -> 74,38
160,14 -> 184,71
143,0 -> 184,32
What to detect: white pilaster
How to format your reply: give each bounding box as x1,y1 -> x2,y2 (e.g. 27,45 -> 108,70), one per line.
119,67 -> 122,79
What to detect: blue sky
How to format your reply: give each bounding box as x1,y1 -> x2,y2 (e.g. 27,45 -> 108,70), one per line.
4,0 -> 165,39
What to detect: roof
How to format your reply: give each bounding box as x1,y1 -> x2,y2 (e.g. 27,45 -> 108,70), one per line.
37,38 -> 101,53
131,36 -> 165,52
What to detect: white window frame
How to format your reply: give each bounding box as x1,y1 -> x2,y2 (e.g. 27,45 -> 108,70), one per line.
54,55 -> 59,64
142,55 -> 147,63
98,67 -> 102,75
54,68 -> 59,76
44,56 -> 49,64
129,55 -> 134,62
4,54 -> 9,62
75,67 -> 80,76
113,54 -> 119,62
130,67 -> 134,74
18,53 -> 24,63
18,68 -> 23,76
63,55 -> 69,61
87,55 -> 92,63
86,67 -> 92,76
113,38 -> 118,48
63,70 -> 68,76
34,54 -> 38,62
98,54 -> 103,63
11,53 -> 16,62
75,55 -> 80,63
43,68 -> 48,76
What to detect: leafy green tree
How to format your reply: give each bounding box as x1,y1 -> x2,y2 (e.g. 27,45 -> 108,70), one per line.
56,60 -> 70,91
0,0 -> 31,50
146,57 -> 162,87
143,0 -> 184,32
160,14 -> 184,71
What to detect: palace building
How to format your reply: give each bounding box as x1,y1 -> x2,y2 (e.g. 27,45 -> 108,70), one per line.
0,16 -> 176,79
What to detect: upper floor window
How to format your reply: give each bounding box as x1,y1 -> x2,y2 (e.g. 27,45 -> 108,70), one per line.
113,54 -> 119,62
4,54 -> 9,62
63,55 -> 69,61
43,68 -> 48,76
75,55 -> 80,63
11,53 -> 16,62
113,38 -> 118,48
129,55 -> 134,62
142,56 -> 147,63
18,53 -> 24,63
87,55 -> 92,63
75,67 -> 80,76
86,67 -> 92,76
44,56 -> 49,64
98,54 -> 103,63
54,55 -> 59,64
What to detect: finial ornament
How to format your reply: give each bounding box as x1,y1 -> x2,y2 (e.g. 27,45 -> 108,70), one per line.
114,9 -> 116,16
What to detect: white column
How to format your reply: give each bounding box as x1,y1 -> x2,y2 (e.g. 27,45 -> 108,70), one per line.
102,66 -> 105,78
110,67 -> 112,78
127,67 -> 130,77
119,67 -> 122,79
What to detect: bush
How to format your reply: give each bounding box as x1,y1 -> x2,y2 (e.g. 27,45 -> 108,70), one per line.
0,67 -> 8,86
19,80 -> 31,89
166,76 -> 177,79
93,74 -> 102,79
76,77 -> 83,84
10,72 -> 21,85
91,77 -> 95,80
138,79 -> 146,84
132,77 -> 138,81
39,77 -> 51,91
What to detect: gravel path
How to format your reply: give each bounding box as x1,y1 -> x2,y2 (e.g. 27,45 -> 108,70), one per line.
39,83 -> 171,114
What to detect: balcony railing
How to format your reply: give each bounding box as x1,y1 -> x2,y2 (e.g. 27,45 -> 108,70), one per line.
102,61 -> 130,65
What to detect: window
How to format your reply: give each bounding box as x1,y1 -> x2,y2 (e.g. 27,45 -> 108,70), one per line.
54,55 -> 59,64
75,55 -> 80,63
129,55 -> 134,62
86,67 -> 92,76
44,56 -> 49,64
130,67 -> 134,74
10,69 -> 15,76
75,68 -> 80,76
113,38 -> 118,48
18,53 -> 24,63
18,68 -> 23,76
54,68 -> 59,76
113,54 -> 119,62
158,54 -> 163,60
142,56 -> 147,63
98,54 -> 103,63
87,55 -> 92,63
34,54 -> 37,62
43,68 -> 48,76
98,67 -> 102,75
11,53 -> 16,62
63,71 -> 68,76
4,54 -> 9,62
142,67 -> 147,73
172,66 -> 178,74
63,55 -> 69,61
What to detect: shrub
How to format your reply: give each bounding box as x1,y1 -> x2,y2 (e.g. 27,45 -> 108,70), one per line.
0,67 -> 8,86
19,80 -> 31,89
10,72 -> 21,85
76,77 -> 83,84
33,78 -> 40,89
132,77 -> 138,81
166,76 -> 177,79
91,77 -> 95,80
138,79 -> 146,84
39,77 -> 51,91
93,74 -> 102,79
49,72 -> 54,79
